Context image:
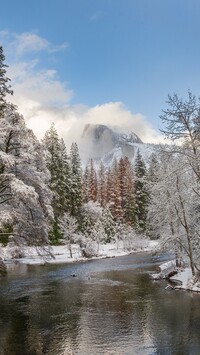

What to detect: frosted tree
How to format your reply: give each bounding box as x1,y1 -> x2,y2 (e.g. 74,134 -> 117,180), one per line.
79,201 -> 104,256
88,159 -> 98,202
100,205 -> 116,243
0,46 -> 13,117
0,106 -> 53,246
160,92 -> 200,180
43,125 -> 72,244
108,161 -> 123,222
58,213 -> 77,258
154,92 -> 200,274
120,157 -> 135,226
43,124 -> 66,218
59,138 -> 71,209
148,153 -> 160,184
69,142 -> 82,218
105,168 -> 112,204
90,218 -> 107,253
98,161 -> 107,207
148,149 -> 200,275
0,48 -> 52,250
79,200 -> 102,237
82,165 -> 90,203
78,206 -> 93,237
134,151 -> 149,233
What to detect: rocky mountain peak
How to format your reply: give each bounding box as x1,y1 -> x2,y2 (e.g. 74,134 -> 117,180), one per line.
79,123 -> 154,166
82,124 -> 143,146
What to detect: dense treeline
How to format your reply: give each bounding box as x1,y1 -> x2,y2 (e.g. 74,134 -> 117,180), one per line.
42,122 -> 150,246
1,46 -> 200,276
0,46 -> 150,261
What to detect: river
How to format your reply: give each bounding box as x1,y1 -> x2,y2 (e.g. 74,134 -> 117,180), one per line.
0,252 -> 200,355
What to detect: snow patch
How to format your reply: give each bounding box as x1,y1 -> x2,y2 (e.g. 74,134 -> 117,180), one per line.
2,240 -> 159,266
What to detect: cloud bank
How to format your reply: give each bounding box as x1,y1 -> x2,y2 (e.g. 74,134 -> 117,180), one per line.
2,30 -> 164,150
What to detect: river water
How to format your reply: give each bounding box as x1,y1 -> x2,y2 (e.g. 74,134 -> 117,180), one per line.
0,253 -> 200,355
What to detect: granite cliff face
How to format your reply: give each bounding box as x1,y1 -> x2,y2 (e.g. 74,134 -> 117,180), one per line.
80,123 -> 155,166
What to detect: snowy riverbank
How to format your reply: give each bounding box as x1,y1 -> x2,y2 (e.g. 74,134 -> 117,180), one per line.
1,240 -> 159,267
152,260 -> 200,293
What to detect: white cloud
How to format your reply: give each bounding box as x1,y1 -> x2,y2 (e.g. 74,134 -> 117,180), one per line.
13,32 -> 50,55
78,102 -> 161,143
1,31 -> 69,57
3,30 -> 164,149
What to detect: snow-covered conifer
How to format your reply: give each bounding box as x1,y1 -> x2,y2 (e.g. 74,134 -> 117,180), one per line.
88,159 -> 98,202
98,161 -> 107,207
82,165 -> 90,203
0,46 -> 13,116
100,205 -> 116,243
134,151 -> 149,232
43,124 -> 66,218
90,218 -> 107,253
69,142 -> 82,218
0,106 -> 53,245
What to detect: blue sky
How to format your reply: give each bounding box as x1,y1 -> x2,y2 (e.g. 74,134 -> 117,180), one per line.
1,0 -> 200,143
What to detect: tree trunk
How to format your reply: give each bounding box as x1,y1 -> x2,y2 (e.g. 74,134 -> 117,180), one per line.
69,244 -> 73,258
0,259 -> 7,275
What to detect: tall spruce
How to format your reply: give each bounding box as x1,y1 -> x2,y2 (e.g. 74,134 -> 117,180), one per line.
59,138 -> 71,209
100,205 -> 116,242
134,151 -> 149,232
0,46 -> 13,117
98,161 -> 107,207
122,157 -> 136,226
43,124 -> 66,218
69,142 -> 82,218
43,125 -> 72,244
108,160 -> 123,222
89,159 -> 98,202
82,165 -> 90,203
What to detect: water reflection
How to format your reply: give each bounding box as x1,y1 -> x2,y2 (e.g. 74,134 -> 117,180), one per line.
0,254 -> 200,354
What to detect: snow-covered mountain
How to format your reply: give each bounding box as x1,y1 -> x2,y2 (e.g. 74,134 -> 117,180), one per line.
80,124 -> 156,167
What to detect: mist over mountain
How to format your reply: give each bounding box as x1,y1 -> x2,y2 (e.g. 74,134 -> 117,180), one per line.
79,123 -> 156,166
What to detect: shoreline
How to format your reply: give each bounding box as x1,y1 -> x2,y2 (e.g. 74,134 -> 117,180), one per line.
2,240 -> 159,268
152,260 -> 200,294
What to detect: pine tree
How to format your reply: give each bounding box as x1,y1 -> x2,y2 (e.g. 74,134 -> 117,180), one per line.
0,46 -> 13,117
100,205 -> 116,242
43,124 -> 66,219
98,161 -> 107,207
105,168 -> 112,205
82,165 -> 90,203
118,158 -> 126,210
69,142 -> 82,218
134,151 -> 149,233
78,206 -> 93,237
89,159 -> 98,202
43,125 -> 73,244
148,153 -> 159,184
59,138 -> 71,210
122,157 -> 136,226
108,161 -> 123,222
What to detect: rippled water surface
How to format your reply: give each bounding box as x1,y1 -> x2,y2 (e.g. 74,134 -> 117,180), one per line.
0,253 -> 200,355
